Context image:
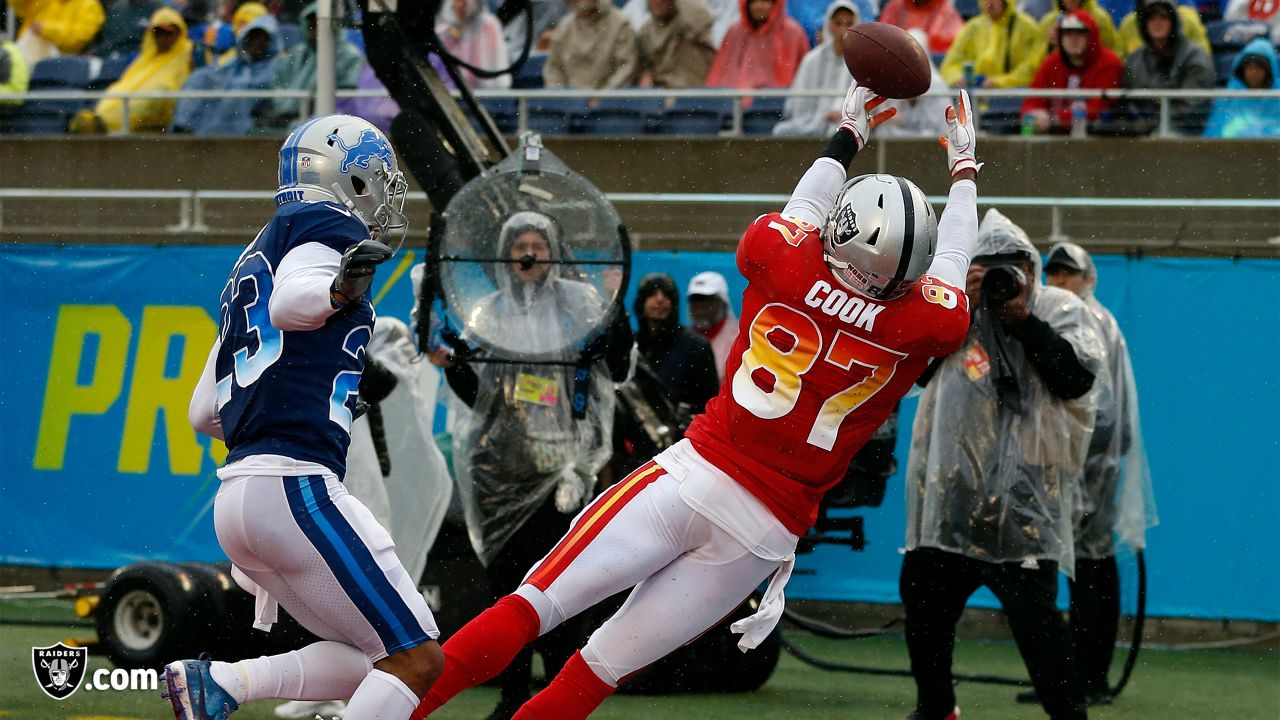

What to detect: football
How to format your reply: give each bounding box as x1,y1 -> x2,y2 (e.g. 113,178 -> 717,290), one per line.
842,22 -> 932,99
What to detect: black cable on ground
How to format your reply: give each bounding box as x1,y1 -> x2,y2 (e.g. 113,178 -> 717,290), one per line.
1110,549 -> 1146,698
781,606 -> 899,639
779,631 -> 1030,687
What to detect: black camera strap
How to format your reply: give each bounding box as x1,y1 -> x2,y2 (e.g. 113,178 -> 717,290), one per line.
977,299 -> 1024,413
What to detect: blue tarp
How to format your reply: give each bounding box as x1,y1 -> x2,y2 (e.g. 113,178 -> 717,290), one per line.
2,244 -> 1277,621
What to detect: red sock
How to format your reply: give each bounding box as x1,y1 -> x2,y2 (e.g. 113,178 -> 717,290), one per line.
410,595 -> 540,719
513,651 -> 615,720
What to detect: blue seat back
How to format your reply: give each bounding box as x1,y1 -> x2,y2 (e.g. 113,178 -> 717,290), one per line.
580,107 -> 648,134
29,56 -> 91,89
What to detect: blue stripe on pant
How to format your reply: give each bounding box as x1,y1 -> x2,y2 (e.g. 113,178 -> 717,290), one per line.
283,475 -> 428,655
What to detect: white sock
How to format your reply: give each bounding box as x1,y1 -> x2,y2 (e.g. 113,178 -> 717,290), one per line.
208,641 -> 372,704
344,669 -> 418,720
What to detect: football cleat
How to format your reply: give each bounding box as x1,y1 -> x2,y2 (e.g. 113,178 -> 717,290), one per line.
162,654 -> 239,720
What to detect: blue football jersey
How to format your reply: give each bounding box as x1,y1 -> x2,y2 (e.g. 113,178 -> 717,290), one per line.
215,201 -> 374,478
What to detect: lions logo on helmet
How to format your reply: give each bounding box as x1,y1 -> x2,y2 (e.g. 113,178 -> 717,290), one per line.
330,128 -> 395,174
275,114 -> 410,249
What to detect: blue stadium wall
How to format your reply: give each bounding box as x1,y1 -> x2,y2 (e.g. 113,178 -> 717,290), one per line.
2,244 -> 1277,622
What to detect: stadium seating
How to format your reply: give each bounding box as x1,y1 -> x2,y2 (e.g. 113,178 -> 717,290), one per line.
278,23 -> 303,51
742,96 -> 785,135
512,55 -> 547,89
479,96 -> 518,133
2,56 -> 93,134
88,54 -> 132,91
581,107 -> 649,134
526,96 -> 586,134
978,96 -> 1025,135
954,0 -> 980,19
29,56 -> 92,91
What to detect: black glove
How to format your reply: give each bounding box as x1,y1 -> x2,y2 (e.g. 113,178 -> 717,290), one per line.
331,240 -> 393,307
439,324 -> 473,362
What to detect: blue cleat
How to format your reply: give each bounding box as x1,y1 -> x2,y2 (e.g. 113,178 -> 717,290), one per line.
162,654 -> 239,720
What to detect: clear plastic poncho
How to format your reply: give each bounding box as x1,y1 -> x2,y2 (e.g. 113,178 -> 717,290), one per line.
344,317 -> 453,583
905,210 -> 1106,574
436,144 -> 624,566
1054,244 -> 1158,559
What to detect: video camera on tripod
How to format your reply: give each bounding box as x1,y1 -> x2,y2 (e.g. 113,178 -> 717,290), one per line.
797,402 -> 901,555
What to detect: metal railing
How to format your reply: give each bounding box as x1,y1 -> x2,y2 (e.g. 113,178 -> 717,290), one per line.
1,188 -> 1276,246
5,87 -> 1279,138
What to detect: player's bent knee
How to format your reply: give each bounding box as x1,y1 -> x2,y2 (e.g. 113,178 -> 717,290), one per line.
376,640 -> 444,696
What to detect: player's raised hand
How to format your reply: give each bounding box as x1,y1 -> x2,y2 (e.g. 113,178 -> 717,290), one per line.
839,82 -> 897,151
331,239 -> 394,307
938,89 -> 982,178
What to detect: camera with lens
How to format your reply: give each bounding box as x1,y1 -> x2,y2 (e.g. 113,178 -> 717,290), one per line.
981,264 -> 1027,304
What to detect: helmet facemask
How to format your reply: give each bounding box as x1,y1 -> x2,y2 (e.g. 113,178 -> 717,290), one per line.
348,158 -> 409,251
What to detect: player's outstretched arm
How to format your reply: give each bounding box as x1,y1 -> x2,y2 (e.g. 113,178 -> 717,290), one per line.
188,337 -> 224,440
782,82 -> 897,228
929,89 -> 980,290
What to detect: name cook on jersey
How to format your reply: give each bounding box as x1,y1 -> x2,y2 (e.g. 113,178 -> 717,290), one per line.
802,279 -> 886,331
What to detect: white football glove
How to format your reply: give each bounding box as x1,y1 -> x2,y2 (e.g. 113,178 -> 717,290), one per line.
554,464 -> 589,514
939,89 -> 982,177
838,82 -> 897,151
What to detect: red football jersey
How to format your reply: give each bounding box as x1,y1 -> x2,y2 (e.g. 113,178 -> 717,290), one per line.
684,212 -> 970,534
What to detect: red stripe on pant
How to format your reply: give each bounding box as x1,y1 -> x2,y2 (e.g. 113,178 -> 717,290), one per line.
525,460 -> 664,592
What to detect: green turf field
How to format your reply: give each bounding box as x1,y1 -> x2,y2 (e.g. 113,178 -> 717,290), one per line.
2,621 -> 1276,720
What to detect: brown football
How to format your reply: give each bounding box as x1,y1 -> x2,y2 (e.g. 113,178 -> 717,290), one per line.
842,22 -> 932,99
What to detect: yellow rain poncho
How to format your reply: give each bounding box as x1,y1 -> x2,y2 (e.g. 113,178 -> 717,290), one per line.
940,3 -> 1044,88
12,0 -> 105,56
89,7 -> 192,132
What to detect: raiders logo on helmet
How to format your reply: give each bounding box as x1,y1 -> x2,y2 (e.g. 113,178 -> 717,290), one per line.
830,205 -> 860,246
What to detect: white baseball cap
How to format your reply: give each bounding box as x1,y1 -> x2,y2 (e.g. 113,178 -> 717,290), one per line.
687,271 -> 729,299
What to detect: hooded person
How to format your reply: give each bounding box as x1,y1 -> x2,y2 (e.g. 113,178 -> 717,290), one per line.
788,0 -> 876,44
1037,242 -> 1157,705
685,270 -> 739,381
1021,10 -> 1124,133
900,209 -> 1104,720
772,0 -> 860,137
636,0 -> 718,88
437,0 -> 513,88
209,0 -> 268,66
1116,0 -> 1208,54
1036,0 -> 1122,57
438,209 -> 633,718
1121,0 -> 1214,134
543,0 -> 641,89
1203,38 -> 1280,138
170,12 -> 281,135
705,0 -> 810,88
633,272 -> 721,418
878,0 -> 963,54
262,2 -> 365,125
939,0 -> 1043,88
70,6 -> 192,133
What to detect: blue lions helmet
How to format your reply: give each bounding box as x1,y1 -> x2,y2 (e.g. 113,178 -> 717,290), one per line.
275,114 -> 410,249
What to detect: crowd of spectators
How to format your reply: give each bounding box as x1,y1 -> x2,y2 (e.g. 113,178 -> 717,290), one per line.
0,0 -> 1276,136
